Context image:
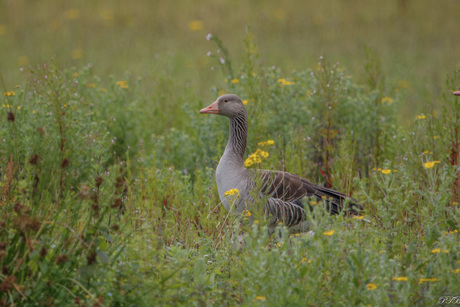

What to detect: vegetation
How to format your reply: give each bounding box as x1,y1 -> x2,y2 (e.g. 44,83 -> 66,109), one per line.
1,1 -> 459,306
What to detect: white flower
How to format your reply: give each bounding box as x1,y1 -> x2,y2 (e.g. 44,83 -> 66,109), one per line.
206,33 -> 212,40
219,57 -> 225,64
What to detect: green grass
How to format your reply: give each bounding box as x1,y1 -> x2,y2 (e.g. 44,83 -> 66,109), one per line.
1,1 -> 460,306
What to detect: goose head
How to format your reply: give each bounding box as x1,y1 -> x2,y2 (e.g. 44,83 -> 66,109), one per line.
200,94 -> 246,118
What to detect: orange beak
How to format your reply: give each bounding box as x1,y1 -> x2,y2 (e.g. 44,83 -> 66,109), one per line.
200,100 -> 220,114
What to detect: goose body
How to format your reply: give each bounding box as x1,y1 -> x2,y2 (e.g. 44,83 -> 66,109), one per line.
200,94 -> 361,231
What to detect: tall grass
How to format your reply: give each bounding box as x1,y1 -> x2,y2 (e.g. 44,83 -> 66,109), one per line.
1,31 -> 459,305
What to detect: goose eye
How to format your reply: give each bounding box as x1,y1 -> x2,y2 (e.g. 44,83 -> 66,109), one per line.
223,99 -> 228,103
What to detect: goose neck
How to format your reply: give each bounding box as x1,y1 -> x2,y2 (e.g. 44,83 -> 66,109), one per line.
224,113 -> 247,163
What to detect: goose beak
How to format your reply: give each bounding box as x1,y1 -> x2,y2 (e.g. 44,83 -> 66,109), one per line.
454,91 -> 460,96
200,101 -> 220,114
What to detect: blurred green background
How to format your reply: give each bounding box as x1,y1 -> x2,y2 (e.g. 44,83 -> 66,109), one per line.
1,0 -> 459,120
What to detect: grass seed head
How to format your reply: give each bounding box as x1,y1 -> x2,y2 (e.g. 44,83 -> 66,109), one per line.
7,111 -> 15,122
29,154 -> 40,165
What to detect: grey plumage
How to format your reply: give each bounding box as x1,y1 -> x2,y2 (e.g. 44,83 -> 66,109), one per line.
200,94 -> 362,231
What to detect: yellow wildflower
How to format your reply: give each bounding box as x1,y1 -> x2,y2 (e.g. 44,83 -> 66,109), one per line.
453,269 -> 460,274
366,283 -> 378,290
242,100 -> 248,105
381,169 -> 391,174
416,115 -> 426,120
244,159 -> 254,168
424,161 -> 440,169
419,278 -> 437,284
392,277 -> 408,281
116,81 -> 128,89
256,296 -> 266,301
231,78 -> 239,84
277,78 -> 295,86
433,136 -> 439,140
259,150 -> 269,158
224,189 -> 240,197
101,88 -> 107,93
17,106 -> 20,110
187,20 -> 203,31
300,257 -> 308,264
381,97 -> 393,104
323,230 -> 335,236
242,210 -> 251,218
87,83 -> 96,88
4,91 -> 15,96
73,72 -> 79,77
353,216 -> 364,220
311,201 -> 317,205
71,49 -> 83,60
431,249 -> 448,254
65,9 -> 80,20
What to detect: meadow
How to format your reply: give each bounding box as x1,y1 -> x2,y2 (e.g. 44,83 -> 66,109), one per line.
1,0 -> 460,306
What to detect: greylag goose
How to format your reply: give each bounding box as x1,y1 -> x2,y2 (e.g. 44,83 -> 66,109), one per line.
200,94 -> 362,231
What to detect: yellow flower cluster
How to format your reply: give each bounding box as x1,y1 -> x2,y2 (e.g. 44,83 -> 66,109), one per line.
255,296 -> 266,301
424,161 -> 440,169
392,277 -> 408,281
258,140 -> 275,146
323,230 -> 335,236
231,78 -> 239,84
116,81 -> 128,89
224,189 -> 240,196
416,115 -> 426,119
4,91 -> 15,96
242,210 -> 251,218
277,78 -> 295,86
242,100 -> 248,105
2,104 -> 12,108
244,149 -> 269,168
